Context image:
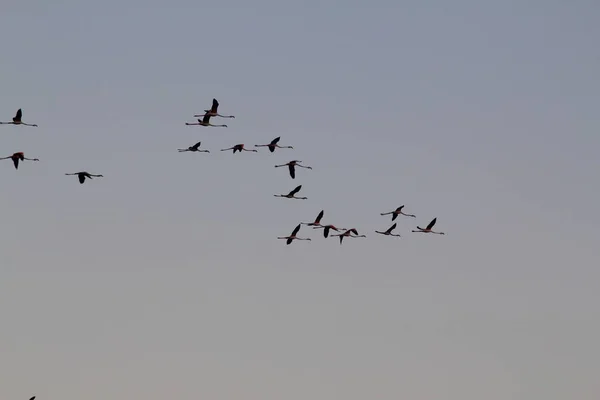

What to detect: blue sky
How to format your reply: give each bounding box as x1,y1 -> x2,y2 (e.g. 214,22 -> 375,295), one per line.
1,1 -> 599,399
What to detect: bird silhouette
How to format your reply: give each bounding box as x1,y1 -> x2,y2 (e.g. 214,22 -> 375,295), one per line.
0,152 -> 39,169
0,109 -> 38,127
255,136 -> 293,153
65,171 -> 104,184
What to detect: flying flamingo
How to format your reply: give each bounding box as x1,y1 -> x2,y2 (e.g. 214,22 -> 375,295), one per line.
277,224 -> 311,245
0,152 -> 39,170
380,205 -> 416,221
274,160 -> 312,179
30,397 -> 35,400
312,224 -> 345,238
301,210 -> 324,227
65,171 -> 104,184
220,144 -> 257,153
178,141 -> 210,153
255,136 -> 293,153
331,228 -> 367,244
412,217 -> 445,235
0,109 -> 38,127
375,223 -> 401,237
185,113 -> 228,127
274,185 -> 307,200
194,98 -> 235,119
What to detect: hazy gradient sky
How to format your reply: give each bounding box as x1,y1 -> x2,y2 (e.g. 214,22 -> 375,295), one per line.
1,1 -> 599,399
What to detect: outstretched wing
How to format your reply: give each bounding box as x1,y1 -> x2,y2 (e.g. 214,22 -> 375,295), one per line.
385,223 -> 397,234
396,205 -> 404,212
191,141 -> 202,150
426,217 -> 437,230
291,224 -> 301,236
12,157 -> 19,169
202,113 -> 211,124
289,185 -> 302,196
349,228 -> 359,235
315,210 -> 324,223
268,137 -> 280,153
392,213 -> 398,221
15,108 -> 22,120
288,164 -> 295,179
211,98 -> 219,113
324,226 -> 330,238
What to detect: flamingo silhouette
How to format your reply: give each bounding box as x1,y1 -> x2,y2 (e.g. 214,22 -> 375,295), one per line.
375,223 -> 401,237
178,141 -> 209,153
277,224 -> 311,245
0,152 -> 39,169
195,98 -> 235,119
274,185 -> 307,200
331,228 -> 366,244
412,217 -> 445,235
380,205 -> 416,221
0,109 -> 38,127
255,136 -> 293,153
185,113 -> 227,127
301,210 -> 324,227
274,160 -> 312,179
65,171 -> 104,184
312,224 -> 345,238
220,144 -> 257,153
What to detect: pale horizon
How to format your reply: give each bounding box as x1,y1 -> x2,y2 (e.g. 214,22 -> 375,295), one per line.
1,1 -> 599,399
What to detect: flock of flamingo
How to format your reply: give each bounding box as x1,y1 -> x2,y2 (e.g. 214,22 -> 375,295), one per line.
183,98 -> 444,244
1,109 -> 104,183
1,99 -> 445,246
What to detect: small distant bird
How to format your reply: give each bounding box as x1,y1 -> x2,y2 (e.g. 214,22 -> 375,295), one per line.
375,223 -> 401,237
277,224 -> 311,245
194,98 -> 235,119
380,205 -> 416,221
312,224 -> 345,238
220,144 -> 257,153
412,217 -> 445,235
274,160 -> 312,179
65,171 -> 104,184
0,152 -> 39,169
185,113 -> 228,127
274,185 -> 307,200
0,109 -> 38,127
255,136 -> 293,153
178,141 -> 209,153
331,228 -> 366,244
301,210 -> 324,227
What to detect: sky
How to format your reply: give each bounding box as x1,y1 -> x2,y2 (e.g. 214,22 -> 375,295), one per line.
1,0 -> 599,399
